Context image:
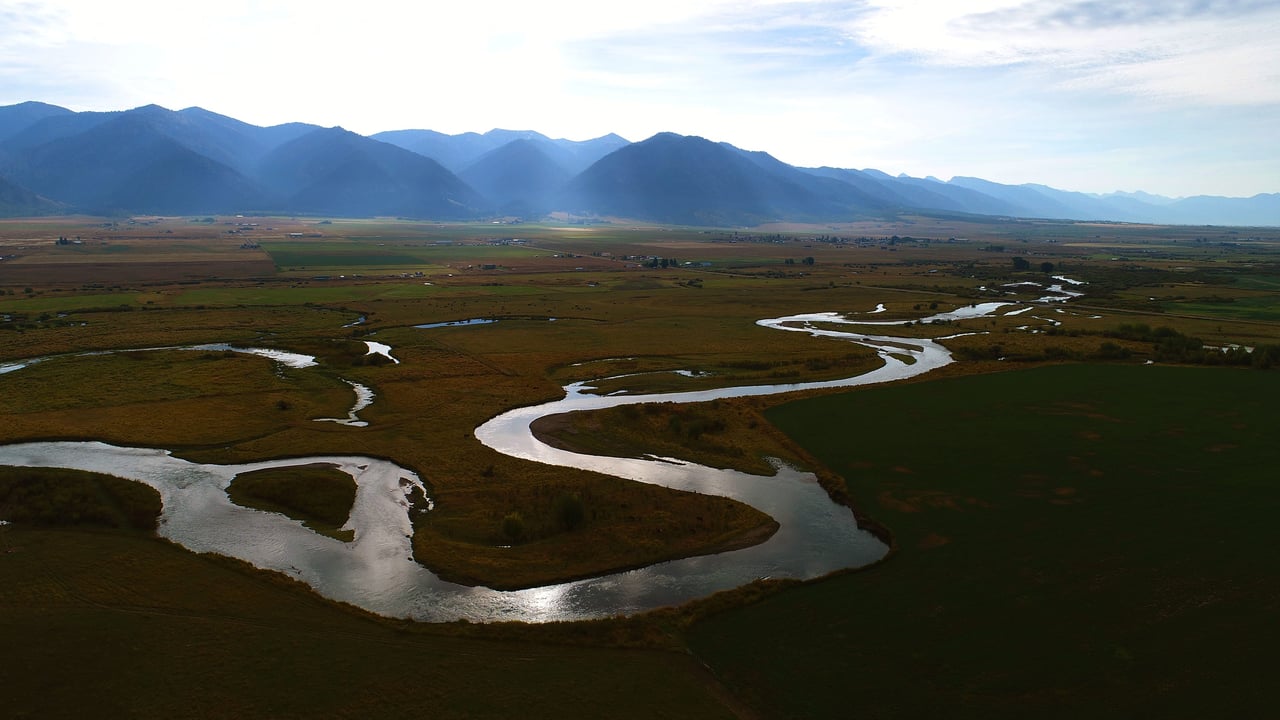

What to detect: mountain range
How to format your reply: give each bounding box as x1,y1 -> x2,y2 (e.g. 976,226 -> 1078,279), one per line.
0,101 -> 1275,227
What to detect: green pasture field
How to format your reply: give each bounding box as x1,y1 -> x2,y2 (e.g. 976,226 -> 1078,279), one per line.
164,281 -> 444,307
0,291 -> 143,313
1230,273 -> 1280,291
1163,295 -> 1280,322
262,240 -> 553,269
691,364 -> 1280,718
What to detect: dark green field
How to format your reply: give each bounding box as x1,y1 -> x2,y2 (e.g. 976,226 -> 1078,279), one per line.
1164,295 -> 1280,322
0,527 -> 738,720
263,241 -> 552,268
690,364 -> 1280,718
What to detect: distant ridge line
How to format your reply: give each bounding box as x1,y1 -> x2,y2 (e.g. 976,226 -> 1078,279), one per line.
0,101 -> 1275,226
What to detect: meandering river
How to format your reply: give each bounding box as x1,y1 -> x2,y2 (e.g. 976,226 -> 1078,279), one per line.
0,302 -> 1026,621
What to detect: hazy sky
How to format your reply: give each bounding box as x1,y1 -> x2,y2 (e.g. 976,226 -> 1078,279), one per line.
2,0 -> 1277,197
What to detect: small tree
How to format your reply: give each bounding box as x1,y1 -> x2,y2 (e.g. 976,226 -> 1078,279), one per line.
1095,342 -> 1130,360
555,493 -> 585,531
501,512 -> 524,542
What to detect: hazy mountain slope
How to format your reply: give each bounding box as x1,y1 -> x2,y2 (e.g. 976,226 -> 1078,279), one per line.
1163,194 -> 1280,227
1086,194 -> 1164,222
5,104 -> 313,177
1104,190 -> 1178,206
0,109 -> 115,154
1019,183 -> 1153,222
0,101 -> 74,143
948,176 -> 1088,219
255,127 -> 486,218
2,110 -> 264,214
807,167 -> 1023,216
257,121 -> 323,149
541,133 -> 630,174
724,145 -> 895,214
376,128 -> 631,175
107,150 -> 266,214
175,107 -> 320,171
941,177 -> 1280,225
803,167 -> 921,207
0,174 -> 65,216
894,177 -> 1024,216
104,104 -> 269,173
460,139 -> 571,215
561,133 -> 887,225
370,129 -> 498,172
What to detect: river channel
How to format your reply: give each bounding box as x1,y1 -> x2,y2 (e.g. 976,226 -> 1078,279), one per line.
0,302 -> 1022,622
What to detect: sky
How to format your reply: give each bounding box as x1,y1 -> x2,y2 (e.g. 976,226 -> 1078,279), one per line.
1,0 -> 1277,198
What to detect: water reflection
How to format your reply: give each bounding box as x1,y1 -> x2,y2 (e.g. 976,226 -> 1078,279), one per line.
0,343 -> 318,375
414,318 -> 496,329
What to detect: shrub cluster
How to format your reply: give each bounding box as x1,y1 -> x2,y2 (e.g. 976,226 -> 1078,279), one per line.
959,323 -> 1280,369
0,468 -> 161,531
499,491 -> 589,545
227,466 -> 356,529
1103,323 -> 1276,367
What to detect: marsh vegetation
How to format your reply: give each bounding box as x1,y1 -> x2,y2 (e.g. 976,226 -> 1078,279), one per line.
226,464 -> 357,541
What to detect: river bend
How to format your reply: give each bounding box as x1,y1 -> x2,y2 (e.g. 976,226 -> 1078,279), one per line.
0,303 -> 1016,621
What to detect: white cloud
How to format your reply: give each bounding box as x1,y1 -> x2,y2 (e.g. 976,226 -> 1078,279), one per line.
849,0 -> 1280,106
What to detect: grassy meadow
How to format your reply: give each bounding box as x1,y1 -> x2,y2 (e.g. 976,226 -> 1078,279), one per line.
2,214 -> 1280,717
691,364 -> 1280,718
0,525 -> 741,720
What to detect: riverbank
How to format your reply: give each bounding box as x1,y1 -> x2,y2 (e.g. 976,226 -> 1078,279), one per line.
417,516 -> 779,591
